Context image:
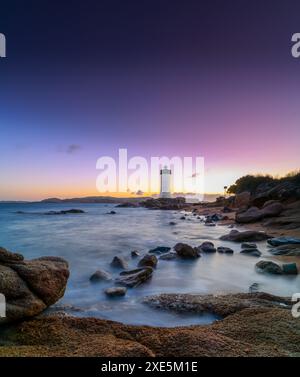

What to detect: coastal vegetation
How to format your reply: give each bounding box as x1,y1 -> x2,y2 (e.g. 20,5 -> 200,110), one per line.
227,170 -> 300,195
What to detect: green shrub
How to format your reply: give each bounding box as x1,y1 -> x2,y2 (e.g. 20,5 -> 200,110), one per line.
227,171 -> 300,195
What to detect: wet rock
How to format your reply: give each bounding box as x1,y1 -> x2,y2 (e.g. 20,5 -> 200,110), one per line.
57,209 -> 85,214
138,254 -> 158,268
217,246 -> 234,254
115,267 -> 153,287
174,243 -> 200,259
105,287 -> 127,297
18,209 -> 85,215
159,252 -> 178,260
220,230 -> 272,242
282,263 -> 298,275
169,221 -> 176,226
256,261 -> 283,275
210,214 -> 222,222
180,216 -> 186,220
241,242 -> 257,249
90,269 -> 112,282
107,210 -> 117,214
0,246 -> 24,264
2,292 -> 297,357
148,246 -> 171,255
110,256 -> 128,269
116,202 -> 139,208
198,242 -> 216,253
205,222 -> 216,227
143,292 -> 291,317
0,247 -> 69,323
131,250 -> 140,258
223,206 -> 233,213
268,244 -> 300,256
249,283 -> 260,293
141,197 -> 186,210
240,248 -> 262,257
267,237 -> 300,247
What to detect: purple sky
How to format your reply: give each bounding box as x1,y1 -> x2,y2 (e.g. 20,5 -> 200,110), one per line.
0,0 -> 300,200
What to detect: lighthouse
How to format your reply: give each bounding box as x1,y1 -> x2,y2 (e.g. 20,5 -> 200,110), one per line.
160,166 -> 172,198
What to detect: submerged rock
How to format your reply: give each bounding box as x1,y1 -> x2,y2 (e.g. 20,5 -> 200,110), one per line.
17,209 -> 85,215
240,248 -> 262,257
138,254 -> 158,268
90,269 -> 112,282
105,287 -> 127,297
110,256 -> 128,269
115,267 -> 153,287
267,237 -> 300,247
197,242 -> 216,253
169,221 -> 176,226
217,246 -> 234,254
249,283 -> 260,293
174,243 -> 200,259
256,260 -> 283,275
0,247 -> 69,323
220,230 -> 272,242
159,252 -> 178,260
241,242 -> 257,249
131,250 -> 140,258
148,246 -> 171,255
56,209 -> 84,214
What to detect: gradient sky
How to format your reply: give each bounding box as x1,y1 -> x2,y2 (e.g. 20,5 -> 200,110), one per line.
0,0 -> 300,200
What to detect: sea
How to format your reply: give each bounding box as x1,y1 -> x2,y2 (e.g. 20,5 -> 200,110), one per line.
0,202 -> 298,327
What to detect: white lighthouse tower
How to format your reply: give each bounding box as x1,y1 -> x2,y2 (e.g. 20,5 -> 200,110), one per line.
160,166 -> 172,198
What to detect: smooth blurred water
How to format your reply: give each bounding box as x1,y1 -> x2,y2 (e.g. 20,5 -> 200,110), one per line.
0,203 -> 299,326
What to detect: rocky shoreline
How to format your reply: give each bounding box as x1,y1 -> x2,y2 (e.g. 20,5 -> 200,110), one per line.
1,179 -> 300,357
0,292 -> 299,357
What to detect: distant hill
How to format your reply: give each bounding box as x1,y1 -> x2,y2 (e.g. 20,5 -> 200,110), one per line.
40,196 -> 150,204
1,194 -> 219,204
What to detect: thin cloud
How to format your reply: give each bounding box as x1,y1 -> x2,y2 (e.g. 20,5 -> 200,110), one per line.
67,144 -> 81,154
